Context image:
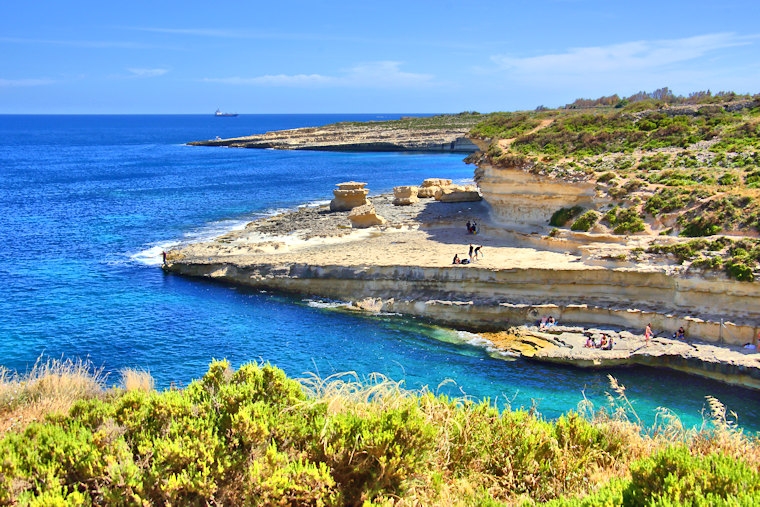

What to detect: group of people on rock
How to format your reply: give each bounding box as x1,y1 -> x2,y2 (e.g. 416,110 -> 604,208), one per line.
451,253 -> 469,265
452,244 -> 483,265
465,220 -> 478,234
644,323 -> 686,346
538,315 -> 557,330
585,333 -> 614,350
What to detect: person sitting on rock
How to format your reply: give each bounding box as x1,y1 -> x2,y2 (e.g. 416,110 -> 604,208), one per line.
584,336 -> 593,348
452,253 -> 460,264
546,316 -> 556,328
599,334 -> 608,349
673,326 -> 685,340
604,335 -> 614,350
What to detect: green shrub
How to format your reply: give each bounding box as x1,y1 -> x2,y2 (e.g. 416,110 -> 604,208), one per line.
596,171 -> 616,183
619,178 -> 646,194
679,213 -> 722,237
638,153 -> 670,172
571,211 -> 600,231
550,206 -> 585,226
745,169 -> 760,188
644,187 -> 706,215
603,206 -> 645,234
717,172 -> 739,185
470,112 -> 542,139
624,446 -> 760,505
726,257 -> 755,282
315,400 -> 436,504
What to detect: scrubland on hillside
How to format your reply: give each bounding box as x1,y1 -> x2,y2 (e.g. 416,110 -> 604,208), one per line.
1,359 -> 759,505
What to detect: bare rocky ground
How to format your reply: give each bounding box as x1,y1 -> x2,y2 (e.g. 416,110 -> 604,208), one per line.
237,193 -> 488,240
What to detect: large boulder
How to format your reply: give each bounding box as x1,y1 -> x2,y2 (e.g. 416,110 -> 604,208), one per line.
348,204 -> 386,228
418,178 -> 452,198
330,181 -> 369,211
435,184 -> 482,203
393,185 -> 419,206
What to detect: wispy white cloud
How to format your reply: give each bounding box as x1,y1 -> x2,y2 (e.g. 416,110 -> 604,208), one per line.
128,27 -> 248,38
203,61 -> 434,89
0,36 -> 177,50
492,32 -> 755,77
127,26 -> 360,44
0,78 -> 54,87
343,61 -> 434,87
127,68 -> 169,78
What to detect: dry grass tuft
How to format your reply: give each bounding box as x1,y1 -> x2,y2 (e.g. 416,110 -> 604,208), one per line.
299,371 -> 416,416
0,356 -> 106,436
120,368 -> 155,392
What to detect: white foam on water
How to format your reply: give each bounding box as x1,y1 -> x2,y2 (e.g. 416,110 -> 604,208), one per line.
130,240 -> 182,266
304,299 -> 348,309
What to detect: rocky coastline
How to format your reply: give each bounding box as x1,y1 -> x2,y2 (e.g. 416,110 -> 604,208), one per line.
165,189 -> 760,391
188,120 -> 480,152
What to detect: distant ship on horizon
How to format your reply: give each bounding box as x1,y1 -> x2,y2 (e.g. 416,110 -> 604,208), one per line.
215,109 -> 238,117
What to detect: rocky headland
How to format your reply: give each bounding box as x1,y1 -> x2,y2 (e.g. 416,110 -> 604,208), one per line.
169,97 -> 760,390
188,114 -> 481,152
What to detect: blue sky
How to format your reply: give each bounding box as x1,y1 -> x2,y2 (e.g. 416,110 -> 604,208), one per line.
1,0 -> 758,114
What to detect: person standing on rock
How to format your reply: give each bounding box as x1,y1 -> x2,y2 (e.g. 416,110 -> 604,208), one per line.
474,245 -> 482,260
469,244 -> 474,262
466,220 -> 471,234
645,323 -> 653,345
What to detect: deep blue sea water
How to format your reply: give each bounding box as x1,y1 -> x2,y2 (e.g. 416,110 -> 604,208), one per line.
1,114 -> 758,432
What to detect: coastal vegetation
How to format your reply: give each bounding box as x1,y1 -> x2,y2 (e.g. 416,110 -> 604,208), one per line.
1,359 -> 759,505
339,111 -> 484,131
469,89 -> 760,280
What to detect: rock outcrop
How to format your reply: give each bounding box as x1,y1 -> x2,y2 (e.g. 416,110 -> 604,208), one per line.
475,163 -> 597,226
348,204 -> 386,228
418,178 -> 452,198
393,186 -> 419,206
435,184 -> 482,203
330,182 -> 369,212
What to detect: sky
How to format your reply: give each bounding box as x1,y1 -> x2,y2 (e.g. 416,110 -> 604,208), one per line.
1,0 -> 759,114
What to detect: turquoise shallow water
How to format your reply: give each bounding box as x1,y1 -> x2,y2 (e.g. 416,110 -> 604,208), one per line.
1,114 -> 758,432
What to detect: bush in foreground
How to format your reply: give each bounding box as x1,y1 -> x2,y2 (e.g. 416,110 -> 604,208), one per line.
1,361 -> 759,505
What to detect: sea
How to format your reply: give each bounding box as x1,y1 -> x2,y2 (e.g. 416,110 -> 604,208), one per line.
1,114 -> 758,433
